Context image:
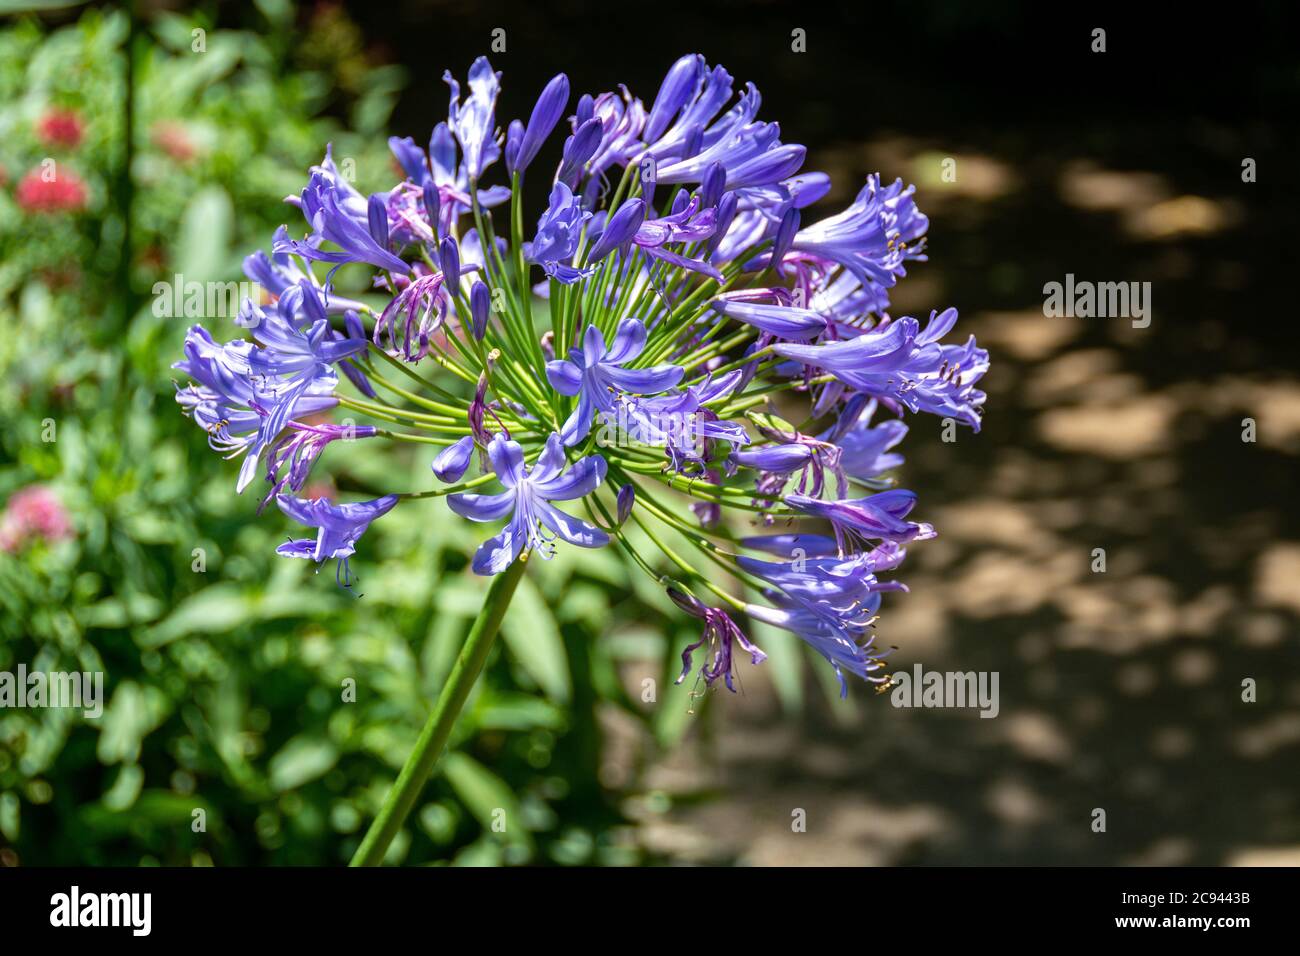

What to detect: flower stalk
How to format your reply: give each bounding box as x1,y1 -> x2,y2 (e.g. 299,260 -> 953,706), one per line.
349,554 -> 529,866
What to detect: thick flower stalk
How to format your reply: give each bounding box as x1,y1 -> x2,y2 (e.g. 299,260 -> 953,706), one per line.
174,53 -> 988,863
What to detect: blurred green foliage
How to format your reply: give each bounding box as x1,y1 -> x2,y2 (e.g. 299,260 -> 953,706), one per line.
0,3 -> 709,866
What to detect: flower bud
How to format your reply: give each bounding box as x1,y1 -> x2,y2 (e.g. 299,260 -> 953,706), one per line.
616,483 -> 636,525
469,280 -> 490,341
439,236 -> 460,290
432,435 -> 475,483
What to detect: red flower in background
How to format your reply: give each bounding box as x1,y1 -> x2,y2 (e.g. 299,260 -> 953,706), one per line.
36,108 -> 84,149
16,167 -> 88,213
151,121 -> 197,163
0,486 -> 75,552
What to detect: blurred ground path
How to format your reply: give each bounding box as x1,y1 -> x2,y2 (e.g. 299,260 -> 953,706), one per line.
623,126 -> 1300,865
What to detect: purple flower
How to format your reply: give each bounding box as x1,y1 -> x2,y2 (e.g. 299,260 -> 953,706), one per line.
243,229 -> 366,314
575,88 -> 647,201
699,162 -> 726,208
647,77 -> 806,191
283,145 -> 368,222
738,538 -> 907,696
786,488 -> 935,554
668,587 -> 766,692
556,117 -> 604,189
773,309 -> 988,429
509,73 -> 569,176
373,269 -> 448,362
174,49 -> 987,707
173,323 -> 341,493
826,398 -> 908,481
616,483 -> 636,524
277,166 -> 410,277
619,371 -> 751,473
469,280 -> 491,340
504,120 -> 523,175
790,174 -> 929,288
275,493 -> 399,588
432,435 -> 476,483
643,54 -> 705,146
586,198 -> 645,263
705,191 -> 738,261
444,56 -> 501,181
745,601 -> 889,696
546,319 -> 684,446
768,206 -> 800,275
387,126 -> 510,239
737,546 -> 907,612
631,195 -> 723,280
729,424 -> 845,510
438,235 -> 461,290
641,58 -> 734,163
447,433 -> 610,575
809,266 -> 893,328
711,293 -> 826,341
524,183 -> 594,284
243,282 -> 368,381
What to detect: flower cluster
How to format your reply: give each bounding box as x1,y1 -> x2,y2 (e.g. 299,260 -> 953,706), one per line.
175,54 -> 988,697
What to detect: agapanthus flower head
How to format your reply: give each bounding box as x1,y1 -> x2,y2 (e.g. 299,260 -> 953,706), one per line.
174,52 -> 988,698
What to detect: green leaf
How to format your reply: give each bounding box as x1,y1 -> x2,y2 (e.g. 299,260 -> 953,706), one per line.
175,186 -> 233,282
269,736 -> 339,792
139,584 -> 251,648
102,763 -> 144,811
500,574 -> 571,703
441,752 -> 531,853
476,693 -> 565,732
97,681 -> 170,765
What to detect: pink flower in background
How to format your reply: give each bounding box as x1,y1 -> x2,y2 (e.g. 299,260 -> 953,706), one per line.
16,168 -> 88,213
151,121 -> 197,163
36,108 -> 84,149
0,486 -> 75,552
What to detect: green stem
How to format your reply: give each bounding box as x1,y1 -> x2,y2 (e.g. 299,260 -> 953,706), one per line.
349,555 -> 529,866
